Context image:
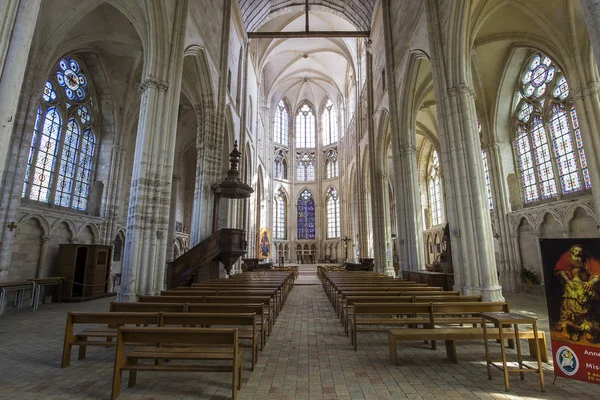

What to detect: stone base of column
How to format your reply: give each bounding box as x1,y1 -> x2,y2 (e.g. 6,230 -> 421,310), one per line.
384,266 -> 396,277
455,284 -> 505,302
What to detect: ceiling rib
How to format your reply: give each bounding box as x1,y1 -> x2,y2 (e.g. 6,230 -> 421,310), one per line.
247,0 -> 370,39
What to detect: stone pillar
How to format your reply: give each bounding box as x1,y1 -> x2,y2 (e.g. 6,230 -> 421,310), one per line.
36,235 -> 50,278
424,0 -> 503,301
118,0 -> 189,300
382,0 -> 425,275
0,0 -> 41,184
571,83 -> 600,221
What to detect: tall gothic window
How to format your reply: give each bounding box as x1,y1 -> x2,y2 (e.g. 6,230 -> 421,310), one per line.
514,52 -> 590,204
326,187 -> 340,238
274,100 -> 288,146
478,120 -> 494,211
273,188 -> 287,239
297,189 -> 315,239
273,148 -> 287,180
296,104 -> 315,148
23,55 -> 97,211
296,153 -> 315,182
325,149 -> 338,179
322,99 -> 337,145
428,150 -> 444,226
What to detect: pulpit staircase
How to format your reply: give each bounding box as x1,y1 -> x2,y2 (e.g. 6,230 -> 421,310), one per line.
165,228 -> 247,289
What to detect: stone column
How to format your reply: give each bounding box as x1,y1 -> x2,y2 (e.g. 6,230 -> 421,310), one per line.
118,0 -> 189,300
0,0 -> 41,184
35,235 -> 50,278
425,0 -> 503,301
382,0 -> 426,275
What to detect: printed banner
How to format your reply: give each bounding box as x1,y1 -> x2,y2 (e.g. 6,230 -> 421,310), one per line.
540,238 -> 600,384
258,228 -> 271,260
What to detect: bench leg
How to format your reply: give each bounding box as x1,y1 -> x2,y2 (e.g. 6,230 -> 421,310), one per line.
431,340 -> 437,350
111,367 -> 122,400
128,358 -> 137,388
528,338 -> 548,362
78,343 -> 87,360
252,343 -> 257,371
388,334 -> 398,365
445,340 -> 457,363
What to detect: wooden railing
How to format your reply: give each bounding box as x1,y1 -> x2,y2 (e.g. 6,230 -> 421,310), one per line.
166,229 -> 247,289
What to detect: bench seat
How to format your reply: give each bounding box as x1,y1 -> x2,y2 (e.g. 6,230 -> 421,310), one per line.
388,327 -> 548,365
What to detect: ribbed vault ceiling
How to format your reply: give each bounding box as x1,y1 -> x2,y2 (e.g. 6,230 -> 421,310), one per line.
238,0 -> 376,32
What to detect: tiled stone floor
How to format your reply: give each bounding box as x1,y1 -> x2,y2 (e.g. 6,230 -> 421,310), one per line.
0,286 -> 598,399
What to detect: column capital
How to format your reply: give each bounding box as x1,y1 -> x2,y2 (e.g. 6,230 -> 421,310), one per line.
447,84 -> 476,100
139,75 -> 169,93
571,82 -> 600,101
41,235 -> 51,244
399,143 -> 418,155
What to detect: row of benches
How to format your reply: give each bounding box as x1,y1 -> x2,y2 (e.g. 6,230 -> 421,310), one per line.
320,271 -> 548,365
62,270 -> 295,399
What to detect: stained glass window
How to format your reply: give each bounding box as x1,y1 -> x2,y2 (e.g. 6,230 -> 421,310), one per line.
274,100 -> 289,146
514,51 -> 589,204
322,99 -> 338,145
22,55 -> 97,211
296,104 -> 315,148
326,188 -> 340,238
297,189 -> 315,239
428,150 -> 444,226
273,188 -> 287,239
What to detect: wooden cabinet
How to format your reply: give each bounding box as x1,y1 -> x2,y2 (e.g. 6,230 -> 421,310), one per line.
56,245 -> 112,300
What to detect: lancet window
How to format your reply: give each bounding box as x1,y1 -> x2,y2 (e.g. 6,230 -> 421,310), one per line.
322,99 -> 338,145
428,150 -> 444,226
297,189 -> 315,239
273,187 -> 287,239
295,104 -> 315,148
296,153 -> 315,182
274,100 -> 289,146
326,187 -> 340,238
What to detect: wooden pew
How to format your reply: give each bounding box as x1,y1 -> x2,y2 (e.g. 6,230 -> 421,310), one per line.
111,327 -> 244,400
387,303 -> 548,365
349,301 -> 506,351
110,302 -> 186,313
186,303 -> 268,349
159,312 -> 258,370
204,296 -> 275,331
61,312 -> 159,367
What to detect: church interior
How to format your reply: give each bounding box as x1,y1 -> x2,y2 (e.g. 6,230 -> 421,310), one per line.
2,0 -> 600,398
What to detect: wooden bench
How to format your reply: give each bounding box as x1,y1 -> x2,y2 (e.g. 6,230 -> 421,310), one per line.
110,302 -> 186,312
159,312 -> 258,370
349,301 -> 506,351
204,296 -> 275,331
111,327 -> 244,400
187,303 -> 269,349
388,326 -> 548,365
62,312 -> 159,367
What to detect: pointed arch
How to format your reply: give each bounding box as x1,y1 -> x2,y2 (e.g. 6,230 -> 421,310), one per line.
326,187 -> 340,239
295,101 -> 316,148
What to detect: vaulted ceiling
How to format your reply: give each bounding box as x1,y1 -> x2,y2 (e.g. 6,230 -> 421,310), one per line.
238,0 -> 376,32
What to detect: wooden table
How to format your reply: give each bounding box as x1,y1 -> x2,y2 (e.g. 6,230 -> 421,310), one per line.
0,281 -> 34,315
481,312 -> 545,392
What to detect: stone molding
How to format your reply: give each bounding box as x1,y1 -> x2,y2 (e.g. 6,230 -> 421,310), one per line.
571,82 -> 600,101
447,84 -> 476,100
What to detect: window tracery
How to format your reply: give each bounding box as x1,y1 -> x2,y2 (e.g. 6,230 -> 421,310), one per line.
325,148 -> 338,179
23,55 -> 96,211
514,52 -> 590,204
296,152 -> 315,182
273,148 -> 288,180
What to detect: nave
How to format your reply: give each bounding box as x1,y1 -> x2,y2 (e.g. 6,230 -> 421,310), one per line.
0,284 -> 597,400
